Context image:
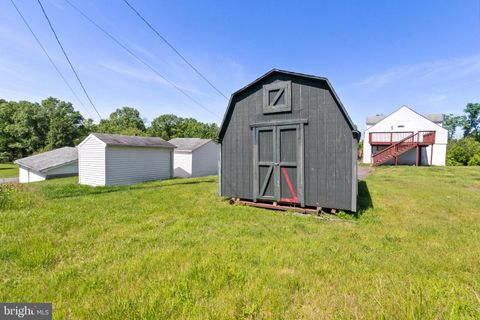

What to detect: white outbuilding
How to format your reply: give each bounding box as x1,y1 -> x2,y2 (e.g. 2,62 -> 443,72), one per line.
78,133 -> 175,186
14,147 -> 78,183
169,138 -> 219,178
363,106 -> 448,166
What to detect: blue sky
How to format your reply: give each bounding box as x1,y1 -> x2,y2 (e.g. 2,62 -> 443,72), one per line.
1,0 -> 479,133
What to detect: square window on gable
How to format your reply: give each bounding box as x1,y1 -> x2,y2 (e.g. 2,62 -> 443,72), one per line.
263,81 -> 292,114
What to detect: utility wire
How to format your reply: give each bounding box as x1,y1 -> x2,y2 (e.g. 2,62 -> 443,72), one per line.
122,0 -> 229,100
64,0 -> 220,119
37,0 -> 102,120
10,0 -> 94,119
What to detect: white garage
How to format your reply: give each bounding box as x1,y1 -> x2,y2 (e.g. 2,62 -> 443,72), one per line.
78,133 -> 175,186
169,138 -> 219,178
14,147 -> 78,183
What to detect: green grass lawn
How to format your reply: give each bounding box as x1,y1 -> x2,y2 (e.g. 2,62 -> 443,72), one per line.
0,167 -> 479,319
0,163 -> 18,178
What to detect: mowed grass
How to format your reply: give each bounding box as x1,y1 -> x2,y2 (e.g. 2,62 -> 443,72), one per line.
0,167 -> 480,319
0,163 -> 18,178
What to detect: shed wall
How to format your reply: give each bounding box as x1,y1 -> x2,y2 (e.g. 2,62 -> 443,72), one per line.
173,152 -> 192,178
19,166 -> 46,183
78,136 -> 106,186
192,141 -> 220,177
221,74 -> 356,211
105,146 -> 172,185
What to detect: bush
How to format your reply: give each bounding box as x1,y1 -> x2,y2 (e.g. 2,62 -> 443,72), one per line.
468,154 -> 480,166
446,137 -> 480,166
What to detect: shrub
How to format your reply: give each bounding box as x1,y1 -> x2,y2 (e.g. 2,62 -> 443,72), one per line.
468,154 -> 480,166
446,137 -> 480,166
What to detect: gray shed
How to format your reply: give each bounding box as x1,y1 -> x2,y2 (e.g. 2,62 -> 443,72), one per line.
219,69 -> 360,212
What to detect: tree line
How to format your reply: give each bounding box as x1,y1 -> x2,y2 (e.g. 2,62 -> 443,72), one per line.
0,97 -> 219,162
443,103 -> 480,166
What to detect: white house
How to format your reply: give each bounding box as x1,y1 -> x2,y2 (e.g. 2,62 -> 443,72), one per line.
363,106 -> 448,166
169,138 -> 219,178
14,147 -> 78,183
78,133 -> 175,186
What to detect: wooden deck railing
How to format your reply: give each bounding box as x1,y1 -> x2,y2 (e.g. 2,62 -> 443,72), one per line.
371,131 -> 436,166
369,131 -> 413,144
369,131 -> 436,145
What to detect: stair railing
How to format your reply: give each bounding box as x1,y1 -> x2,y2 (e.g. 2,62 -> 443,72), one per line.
372,132 -> 418,165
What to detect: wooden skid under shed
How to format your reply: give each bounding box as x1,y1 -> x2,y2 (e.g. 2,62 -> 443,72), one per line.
235,199 -> 320,214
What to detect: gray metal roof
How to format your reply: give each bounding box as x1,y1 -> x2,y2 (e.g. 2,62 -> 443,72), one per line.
92,133 -> 175,148
14,147 -> 77,173
169,138 -> 212,151
366,113 -> 444,125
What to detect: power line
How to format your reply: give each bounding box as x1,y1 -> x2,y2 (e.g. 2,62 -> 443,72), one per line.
64,0 -> 220,119
122,0 -> 229,100
10,0 -> 94,119
37,0 -> 102,120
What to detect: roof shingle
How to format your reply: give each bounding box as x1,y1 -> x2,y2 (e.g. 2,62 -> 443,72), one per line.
168,138 -> 213,151
14,147 -> 77,172
91,133 -> 175,148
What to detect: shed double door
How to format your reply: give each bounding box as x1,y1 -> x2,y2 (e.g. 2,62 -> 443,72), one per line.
254,124 -> 304,206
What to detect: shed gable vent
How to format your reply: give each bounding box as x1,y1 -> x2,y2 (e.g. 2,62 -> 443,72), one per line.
263,81 -> 292,114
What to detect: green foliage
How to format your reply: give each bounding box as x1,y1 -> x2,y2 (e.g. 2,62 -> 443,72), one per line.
443,114 -> 464,140
0,98 -> 92,161
148,114 -> 219,140
446,137 -> 480,166
462,103 -> 480,139
148,114 -> 181,140
468,154 -> 480,166
96,107 -> 146,136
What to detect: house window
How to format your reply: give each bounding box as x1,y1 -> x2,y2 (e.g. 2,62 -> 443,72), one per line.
263,81 -> 292,114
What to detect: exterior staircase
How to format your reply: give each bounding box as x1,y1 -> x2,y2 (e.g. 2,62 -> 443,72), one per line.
371,131 -> 435,166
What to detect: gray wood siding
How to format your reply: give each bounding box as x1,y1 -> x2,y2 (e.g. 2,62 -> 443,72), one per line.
105,146 -> 172,185
78,137 -> 106,186
221,73 -> 357,211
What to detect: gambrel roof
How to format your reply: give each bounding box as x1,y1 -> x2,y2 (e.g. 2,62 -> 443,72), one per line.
219,69 -> 358,139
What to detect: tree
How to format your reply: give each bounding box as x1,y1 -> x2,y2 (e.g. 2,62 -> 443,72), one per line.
148,114 -> 219,140
41,97 -> 84,150
462,103 -> 480,140
148,114 -> 181,140
97,107 -> 146,136
443,114 -> 464,140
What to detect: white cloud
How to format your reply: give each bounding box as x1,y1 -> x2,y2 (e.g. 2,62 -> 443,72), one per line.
356,54 -> 480,90
99,60 -> 198,94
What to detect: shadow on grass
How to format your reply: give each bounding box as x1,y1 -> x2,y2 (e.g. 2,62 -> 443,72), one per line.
356,180 -> 373,217
340,180 -> 373,219
42,178 -> 217,199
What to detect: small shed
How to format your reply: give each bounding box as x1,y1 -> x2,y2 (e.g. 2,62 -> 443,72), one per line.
14,147 -> 78,183
78,133 -> 175,186
169,138 -> 219,178
219,69 -> 360,212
